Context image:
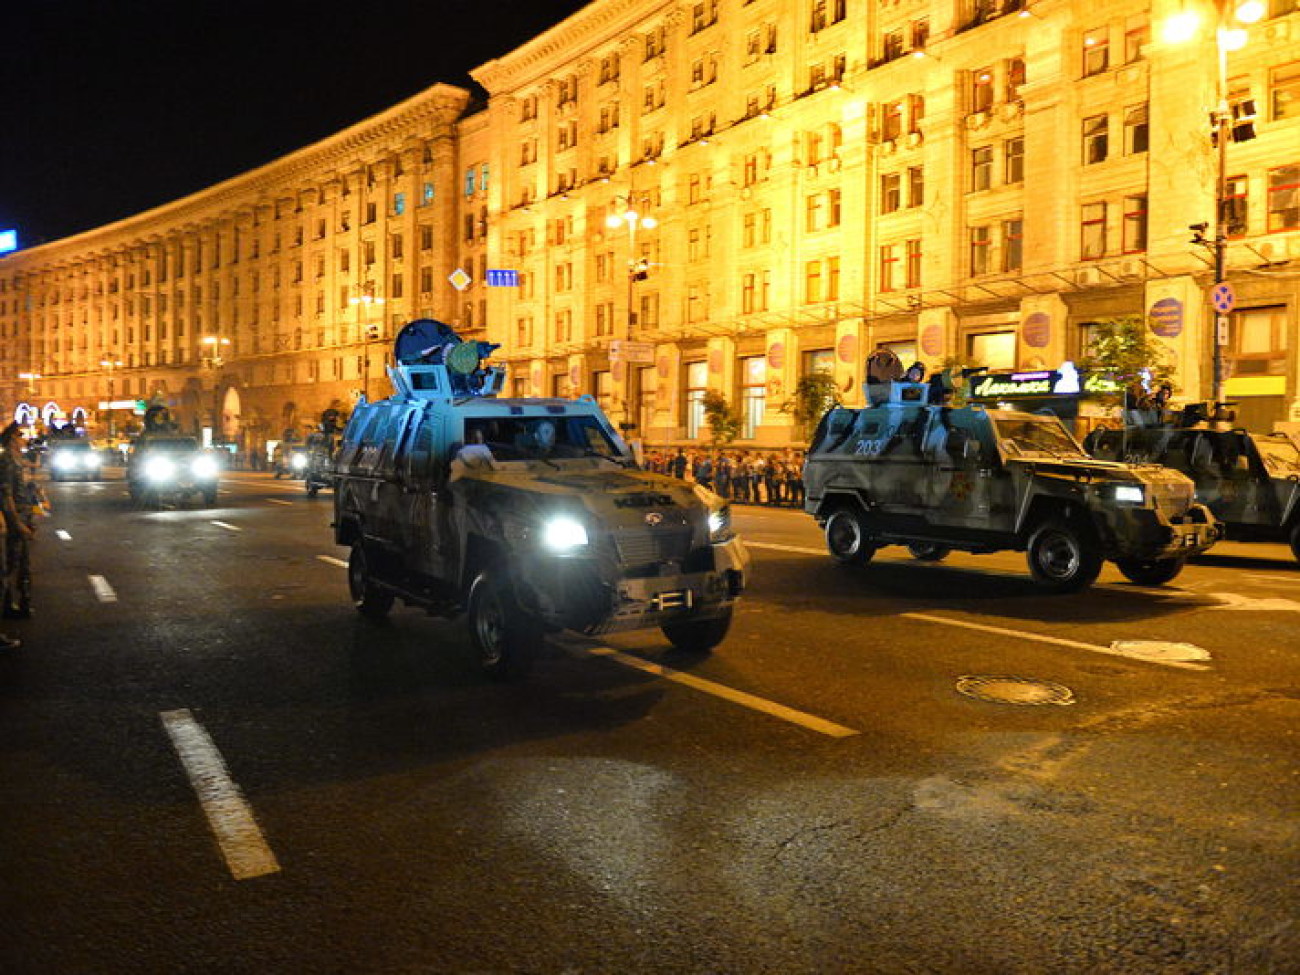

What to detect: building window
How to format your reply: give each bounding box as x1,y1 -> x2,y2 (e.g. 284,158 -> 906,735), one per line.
464,168 -> 476,196
1124,104 -> 1149,154
393,192 -> 406,216
881,100 -> 904,141
879,244 -> 898,292
1123,195 -> 1148,253
1267,164 -> 1300,231
881,173 -> 902,213
685,360 -> 708,439
1004,136 -> 1024,183
1271,62 -> 1300,120
828,188 -> 842,227
1081,201 -> 1108,259
968,331 -> 1016,370
1083,27 -> 1109,77
971,146 -> 993,191
1083,114 -> 1109,164
1124,17 -> 1148,63
971,67 -> 994,113
1225,174 -> 1249,237
908,166 -> 925,207
740,356 -> 766,439
1229,306 -> 1288,378
1006,56 -> 1026,102
970,225 -> 992,276
905,239 -> 922,288
804,260 -> 824,303
1002,218 -> 1024,271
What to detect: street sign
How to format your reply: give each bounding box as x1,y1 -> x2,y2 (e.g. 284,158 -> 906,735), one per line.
610,340 -> 655,365
1211,282 -> 1235,314
486,269 -> 519,287
1216,315 -> 1230,347
448,268 -> 472,291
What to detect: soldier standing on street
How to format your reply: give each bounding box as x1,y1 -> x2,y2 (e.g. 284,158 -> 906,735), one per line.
0,423 -> 35,645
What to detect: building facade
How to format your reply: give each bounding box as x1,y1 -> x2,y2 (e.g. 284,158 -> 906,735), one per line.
3,0 -> 1298,448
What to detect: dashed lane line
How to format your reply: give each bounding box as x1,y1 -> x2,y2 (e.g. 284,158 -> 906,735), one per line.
88,575 -> 117,603
211,520 -> 242,532
160,709 -> 280,881
56,529 -> 71,541
317,555 -> 349,569
265,499 -> 294,506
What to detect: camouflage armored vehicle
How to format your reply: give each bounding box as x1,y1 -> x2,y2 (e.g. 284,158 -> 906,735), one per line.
303,408 -> 343,497
802,381 -> 1220,592
1086,403 -> 1300,562
332,319 -> 750,679
126,406 -> 220,507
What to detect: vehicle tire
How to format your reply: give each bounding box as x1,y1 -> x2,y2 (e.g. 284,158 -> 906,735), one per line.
307,481 -> 320,498
467,568 -> 539,681
907,542 -> 951,562
1026,519 -> 1103,593
1115,557 -> 1185,586
661,606 -> 733,654
348,542 -> 393,619
825,506 -> 876,566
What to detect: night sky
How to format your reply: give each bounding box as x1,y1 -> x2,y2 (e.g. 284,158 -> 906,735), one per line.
1,0 -> 590,248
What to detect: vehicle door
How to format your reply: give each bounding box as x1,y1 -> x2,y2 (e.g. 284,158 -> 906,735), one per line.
1249,435 -> 1300,528
926,411 -> 1004,531
398,411 -> 451,582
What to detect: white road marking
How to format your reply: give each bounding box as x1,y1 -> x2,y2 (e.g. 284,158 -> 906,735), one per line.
56,529 -> 71,541
211,520 -> 242,532
575,645 -> 861,738
1205,592 -> 1300,612
1243,573 -> 1300,586
265,499 -> 293,506
317,555 -> 349,569
902,612 -> 1210,670
88,575 -> 117,603
159,709 -> 280,881
746,541 -> 824,556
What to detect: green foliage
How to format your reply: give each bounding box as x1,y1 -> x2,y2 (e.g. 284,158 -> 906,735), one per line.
1081,315 -> 1173,402
701,389 -> 741,445
780,370 -> 841,442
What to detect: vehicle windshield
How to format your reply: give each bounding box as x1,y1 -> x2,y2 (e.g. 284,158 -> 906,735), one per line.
992,414 -> 1086,460
465,415 -> 624,463
53,442 -> 93,452
1256,438 -> 1300,475
138,438 -> 200,453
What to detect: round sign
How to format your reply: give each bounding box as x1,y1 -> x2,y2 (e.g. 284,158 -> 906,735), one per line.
836,333 -> 858,364
1148,297 -> 1184,338
921,324 -> 944,357
1022,312 -> 1051,349
708,349 -> 722,374
656,355 -> 671,379
1211,282 -> 1235,314
767,342 -> 785,370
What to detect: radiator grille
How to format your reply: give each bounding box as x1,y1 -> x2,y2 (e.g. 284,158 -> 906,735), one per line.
614,526 -> 693,568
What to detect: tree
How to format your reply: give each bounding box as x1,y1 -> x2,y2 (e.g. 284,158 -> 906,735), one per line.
1080,315 -> 1173,407
780,370 -> 841,442
701,389 -> 741,445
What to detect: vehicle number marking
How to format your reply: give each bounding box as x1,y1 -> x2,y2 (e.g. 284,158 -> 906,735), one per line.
160,709 -> 281,881
853,438 -> 888,457
576,645 -> 861,738
317,555 -> 349,569
211,521 -> 242,532
56,529 -> 71,541
88,575 -> 117,603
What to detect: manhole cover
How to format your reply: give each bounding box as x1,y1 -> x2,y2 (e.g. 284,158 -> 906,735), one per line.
955,675 -> 1076,706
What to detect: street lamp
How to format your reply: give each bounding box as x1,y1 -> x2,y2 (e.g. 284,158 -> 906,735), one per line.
605,198 -> 657,428
1165,0 -> 1262,405
200,335 -> 231,369
99,357 -> 123,437
349,286 -> 385,401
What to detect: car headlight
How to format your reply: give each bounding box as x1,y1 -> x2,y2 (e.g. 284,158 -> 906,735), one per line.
707,505 -> 733,542
84,453 -> 101,468
541,516 -> 589,551
144,456 -> 176,482
1112,484 -> 1145,504
53,454 -> 76,470
290,453 -> 308,470
191,455 -> 219,479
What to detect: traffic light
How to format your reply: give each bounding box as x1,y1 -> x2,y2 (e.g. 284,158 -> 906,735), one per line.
1231,99 -> 1257,143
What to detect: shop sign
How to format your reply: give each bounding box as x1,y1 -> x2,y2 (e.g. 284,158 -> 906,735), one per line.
971,364 -> 1118,400
1022,312 -> 1051,348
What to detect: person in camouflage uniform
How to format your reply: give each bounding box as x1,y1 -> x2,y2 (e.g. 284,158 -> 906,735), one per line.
1,422 -> 37,630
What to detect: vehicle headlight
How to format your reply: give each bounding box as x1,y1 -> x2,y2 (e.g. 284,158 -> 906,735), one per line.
541,516 -> 589,551
290,453 -> 308,470
708,505 -> 733,542
1112,484 -> 1145,504
84,453 -> 101,468
53,454 -> 76,470
192,455 -> 219,479
144,456 -> 176,482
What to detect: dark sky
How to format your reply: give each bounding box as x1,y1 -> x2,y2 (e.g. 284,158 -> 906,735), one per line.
1,0 -> 590,248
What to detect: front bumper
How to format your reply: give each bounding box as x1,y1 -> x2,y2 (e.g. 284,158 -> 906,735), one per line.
1104,503 -> 1222,561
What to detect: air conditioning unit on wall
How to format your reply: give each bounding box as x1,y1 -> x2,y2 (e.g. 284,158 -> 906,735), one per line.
1075,267 -> 1100,287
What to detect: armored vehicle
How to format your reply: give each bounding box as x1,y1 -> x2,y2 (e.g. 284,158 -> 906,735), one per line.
1086,403 -> 1300,562
802,381 -> 1220,592
332,319 -> 749,679
304,409 -> 343,497
127,406 -> 220,506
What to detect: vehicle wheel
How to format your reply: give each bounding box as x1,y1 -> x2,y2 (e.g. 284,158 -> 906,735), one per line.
661,606 -> 733,654
467,568 -> 539,681
1026,519 -> 1103,593
907,542 -> 951,562
825,506 -> 876,566
348,542 -> 393,619
1114,557 -> 1185,586
307,481 -> 320,498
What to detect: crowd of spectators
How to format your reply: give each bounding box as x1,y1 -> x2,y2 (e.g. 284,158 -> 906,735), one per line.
642,447 -> 805,506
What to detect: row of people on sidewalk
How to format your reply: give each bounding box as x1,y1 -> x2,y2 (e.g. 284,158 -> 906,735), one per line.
644,448 -> 806,506
1,423 -> 41,650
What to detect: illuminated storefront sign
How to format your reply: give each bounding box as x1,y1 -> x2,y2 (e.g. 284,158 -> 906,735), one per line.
970,363 -> 1121,400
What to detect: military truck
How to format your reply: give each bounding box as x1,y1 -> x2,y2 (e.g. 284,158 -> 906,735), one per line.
303,408 -> 343,497
332,319 -> 750,679
1086,403 -> 1300,562
802,381 -> 1220,592
126,405 -> 220,507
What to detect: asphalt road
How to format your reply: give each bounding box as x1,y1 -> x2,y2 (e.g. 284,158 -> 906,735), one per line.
2,469 -> 1298,974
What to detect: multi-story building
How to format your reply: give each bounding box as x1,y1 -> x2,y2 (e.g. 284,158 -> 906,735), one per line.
3,0 -> 1298,448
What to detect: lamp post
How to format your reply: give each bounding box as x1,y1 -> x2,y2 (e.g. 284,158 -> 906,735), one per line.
99,357 -> 123,438
1165,0 -> 1262,405
349,285 -> 385,402
200,335 -> 231,369
605,198 -> 656,427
